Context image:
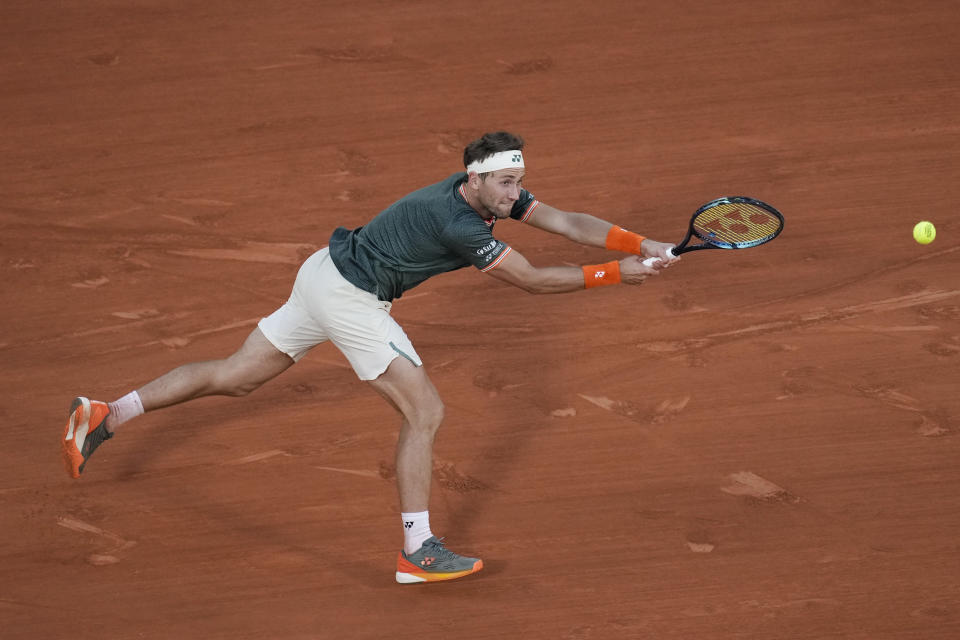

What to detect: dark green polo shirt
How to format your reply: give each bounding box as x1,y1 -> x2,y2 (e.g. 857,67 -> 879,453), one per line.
329,172 -> 539,301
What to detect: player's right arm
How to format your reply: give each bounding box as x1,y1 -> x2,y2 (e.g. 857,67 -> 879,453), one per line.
523,202 -> 677,264
484,247 -> 661,293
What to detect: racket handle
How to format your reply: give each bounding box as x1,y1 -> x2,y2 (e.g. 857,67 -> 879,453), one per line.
642,248 -> 675,267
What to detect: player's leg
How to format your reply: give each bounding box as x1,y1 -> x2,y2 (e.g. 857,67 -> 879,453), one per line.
367,355 -> 444,514
366,357 -> 483,584
62,249 -> 332,479
285,246 -> 481,582
62,327 -> 295,479
133,327 -> 294,418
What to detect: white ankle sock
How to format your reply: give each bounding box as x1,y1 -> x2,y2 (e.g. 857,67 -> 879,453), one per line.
108,390 -> 144,429
401,511 -> 433,555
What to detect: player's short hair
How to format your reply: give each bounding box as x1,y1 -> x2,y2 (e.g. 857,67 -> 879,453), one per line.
463,131 -> 525,177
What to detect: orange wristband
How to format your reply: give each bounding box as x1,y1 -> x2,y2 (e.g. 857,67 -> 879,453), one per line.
583,260 -> 621,288
605,226 -> 646,255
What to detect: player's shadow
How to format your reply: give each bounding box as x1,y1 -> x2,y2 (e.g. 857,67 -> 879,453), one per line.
433,352 -> 567,546
107,351 -> 539,583
110,394 -> 393,583
112,399 -> 237,481
187,486 -> 388,586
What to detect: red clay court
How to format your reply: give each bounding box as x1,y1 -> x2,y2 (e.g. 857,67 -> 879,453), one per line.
2,1 -> 959,638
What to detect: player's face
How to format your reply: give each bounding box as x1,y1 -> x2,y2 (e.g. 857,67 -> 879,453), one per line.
477,168 -> 524,220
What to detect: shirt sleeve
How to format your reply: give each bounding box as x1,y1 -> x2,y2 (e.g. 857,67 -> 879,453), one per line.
441,217 -> 513,273
510,188 -> 540,222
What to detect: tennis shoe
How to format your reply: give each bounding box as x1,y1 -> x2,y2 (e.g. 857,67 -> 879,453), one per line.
395,536 -> 483,584
62,397 -> 112,479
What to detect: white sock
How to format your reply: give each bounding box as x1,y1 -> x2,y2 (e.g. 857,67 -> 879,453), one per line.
401,511 -> 433,555
107,390 -> 144,430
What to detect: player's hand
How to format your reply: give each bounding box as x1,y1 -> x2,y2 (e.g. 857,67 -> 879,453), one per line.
640,239 -> 680,265
619,255 -> 665,285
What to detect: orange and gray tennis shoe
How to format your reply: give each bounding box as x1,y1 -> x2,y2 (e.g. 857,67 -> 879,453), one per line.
62,397 -> 113,479
395,536 -> 483,584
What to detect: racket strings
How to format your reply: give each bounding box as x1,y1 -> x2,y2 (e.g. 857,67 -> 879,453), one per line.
693,203 -> 782,246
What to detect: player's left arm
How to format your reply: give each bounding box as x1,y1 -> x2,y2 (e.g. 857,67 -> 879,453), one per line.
525,203 -> 676,263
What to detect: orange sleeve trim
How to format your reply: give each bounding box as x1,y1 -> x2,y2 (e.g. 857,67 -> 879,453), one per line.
480,246 -> 512,272
582,260 -> 621,288
605,226 -> 646,255
519,200 -> 540,223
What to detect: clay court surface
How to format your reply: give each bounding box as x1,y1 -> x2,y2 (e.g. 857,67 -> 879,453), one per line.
3,1 -> 959,638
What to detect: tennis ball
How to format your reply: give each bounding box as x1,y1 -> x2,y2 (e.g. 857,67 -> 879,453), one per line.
913,221 -> 936,245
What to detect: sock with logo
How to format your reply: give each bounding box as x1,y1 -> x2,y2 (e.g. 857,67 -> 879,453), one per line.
401,511 -> 433,555
107,390 -> 145,433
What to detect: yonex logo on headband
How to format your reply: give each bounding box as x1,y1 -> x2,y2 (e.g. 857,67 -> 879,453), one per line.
466,150 -> 525,174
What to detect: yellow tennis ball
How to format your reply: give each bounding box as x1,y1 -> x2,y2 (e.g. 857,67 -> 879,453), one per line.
913,221 -> 936,245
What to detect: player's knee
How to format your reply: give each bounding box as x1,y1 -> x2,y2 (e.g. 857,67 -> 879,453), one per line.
221,380 -> 262,397
210,364 -> 264,397
428,400 -> 445,430
410,397 -> 445,435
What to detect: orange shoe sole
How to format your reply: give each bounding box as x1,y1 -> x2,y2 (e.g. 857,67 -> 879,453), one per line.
395,554 -> 483,584
62,397 -> 110,479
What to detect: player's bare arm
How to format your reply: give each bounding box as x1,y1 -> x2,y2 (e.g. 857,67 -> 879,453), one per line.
485,246 -> 661,293
524,203 -> 678,264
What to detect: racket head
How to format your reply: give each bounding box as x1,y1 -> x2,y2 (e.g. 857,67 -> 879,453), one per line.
684,196 -> 784,251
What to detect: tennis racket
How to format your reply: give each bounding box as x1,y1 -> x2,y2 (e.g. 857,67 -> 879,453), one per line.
642,196 -> 784,266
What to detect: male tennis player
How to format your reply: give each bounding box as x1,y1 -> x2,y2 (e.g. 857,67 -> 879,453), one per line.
61,131 -> 678,584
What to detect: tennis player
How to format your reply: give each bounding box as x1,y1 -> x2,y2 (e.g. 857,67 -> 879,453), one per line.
62,131 -> 678,584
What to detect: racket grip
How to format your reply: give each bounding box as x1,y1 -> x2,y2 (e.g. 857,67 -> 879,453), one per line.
642,248 -> 675,267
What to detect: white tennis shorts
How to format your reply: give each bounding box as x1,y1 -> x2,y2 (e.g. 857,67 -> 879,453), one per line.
258,247 -> 422,380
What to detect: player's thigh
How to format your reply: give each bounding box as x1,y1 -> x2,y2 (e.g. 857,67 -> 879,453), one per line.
222,327 -> 295,388
367,356 -> 443,426
258,249 -> 335,363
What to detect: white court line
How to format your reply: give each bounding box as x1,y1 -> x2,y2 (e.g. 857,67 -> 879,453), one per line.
313,466 -> 379,479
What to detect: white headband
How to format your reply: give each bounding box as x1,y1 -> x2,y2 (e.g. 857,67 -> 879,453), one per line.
466,150 -> 525,174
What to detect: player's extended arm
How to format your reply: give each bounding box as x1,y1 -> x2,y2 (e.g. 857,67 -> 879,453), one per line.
525,203 -> 675,262
485,246 -> 661,294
